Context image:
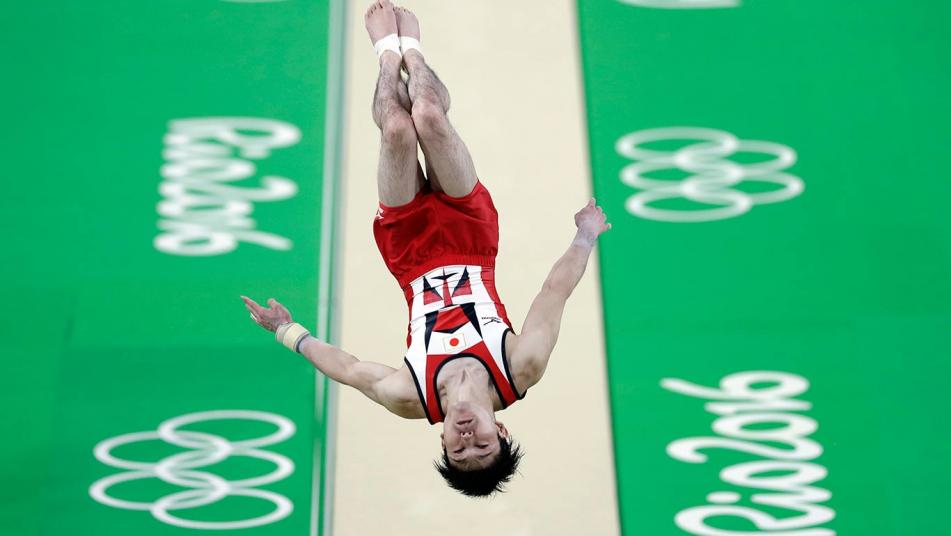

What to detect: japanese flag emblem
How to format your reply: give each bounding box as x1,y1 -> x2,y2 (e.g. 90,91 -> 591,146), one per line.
443,333 -> 467,353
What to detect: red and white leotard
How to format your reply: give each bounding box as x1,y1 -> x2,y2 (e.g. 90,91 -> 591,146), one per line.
373,181 -> 526,424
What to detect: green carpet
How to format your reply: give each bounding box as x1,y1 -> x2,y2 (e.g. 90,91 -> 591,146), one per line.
0,1 -> 344,534
577,0 -> 951,534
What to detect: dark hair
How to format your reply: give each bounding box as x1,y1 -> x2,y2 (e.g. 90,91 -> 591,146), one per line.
434,436 -> 523,497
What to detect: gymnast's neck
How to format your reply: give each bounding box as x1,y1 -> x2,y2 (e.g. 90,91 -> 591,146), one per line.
438,358 -> 503,414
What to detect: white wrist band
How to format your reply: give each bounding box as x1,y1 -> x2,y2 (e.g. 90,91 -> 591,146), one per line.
275,322 -> 310,353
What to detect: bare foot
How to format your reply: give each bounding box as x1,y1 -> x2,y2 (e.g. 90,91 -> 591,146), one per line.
394,6 -> 420,42
365,0 -> 399,58
395,6 -> 422,69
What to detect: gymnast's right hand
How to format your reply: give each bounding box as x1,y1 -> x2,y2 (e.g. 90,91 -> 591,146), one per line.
241,296 -> 293,333
573,198 -> 611,246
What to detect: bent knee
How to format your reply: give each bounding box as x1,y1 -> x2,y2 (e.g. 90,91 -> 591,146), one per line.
411,102 -> 450,140
381,113 -> 417,149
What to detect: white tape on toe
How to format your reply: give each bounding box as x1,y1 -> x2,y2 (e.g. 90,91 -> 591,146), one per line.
400,36 -> 421,55
373,33 -> 402,59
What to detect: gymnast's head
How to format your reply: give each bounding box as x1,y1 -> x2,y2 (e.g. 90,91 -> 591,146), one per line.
434,400 -> 523,496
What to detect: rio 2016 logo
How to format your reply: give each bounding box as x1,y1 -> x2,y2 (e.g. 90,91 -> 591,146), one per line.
156,117 -> 301,256
89,410 -> 296,530
616,127 -> 804,222
661,371 -> 835,536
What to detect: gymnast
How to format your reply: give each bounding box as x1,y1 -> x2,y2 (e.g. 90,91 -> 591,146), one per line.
242,0 -> 610,497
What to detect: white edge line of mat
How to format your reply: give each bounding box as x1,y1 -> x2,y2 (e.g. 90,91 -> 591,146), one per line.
569,0 -> 623,530
313,0 -> 346,534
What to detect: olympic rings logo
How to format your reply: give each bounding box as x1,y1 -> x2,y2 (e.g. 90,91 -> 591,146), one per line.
89,410 -> 296,530
617,0 -> 739,9
616,127 -> 804,222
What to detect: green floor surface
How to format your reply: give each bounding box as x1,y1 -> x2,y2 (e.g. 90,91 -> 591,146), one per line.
0,1 -> 344,534
577,1 -> 951,534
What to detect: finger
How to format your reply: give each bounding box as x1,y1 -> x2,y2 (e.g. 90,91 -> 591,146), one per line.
588,197 -> 596,207
268,298 -> 289,315
241,296 -> 265,314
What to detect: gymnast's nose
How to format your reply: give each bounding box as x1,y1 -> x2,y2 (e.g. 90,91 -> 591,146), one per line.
461,430 -> 474,438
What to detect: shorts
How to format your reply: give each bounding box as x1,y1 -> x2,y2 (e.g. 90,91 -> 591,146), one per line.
373,180 -> 499,288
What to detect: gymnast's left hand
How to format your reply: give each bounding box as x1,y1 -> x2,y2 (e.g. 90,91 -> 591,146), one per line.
241,296 -> 293,333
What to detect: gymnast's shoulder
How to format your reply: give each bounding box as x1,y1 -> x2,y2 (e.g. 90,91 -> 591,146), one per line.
376,364 -> 428,419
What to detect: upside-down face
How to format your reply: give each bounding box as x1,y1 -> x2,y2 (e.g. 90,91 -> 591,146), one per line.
440,401 -> 509,470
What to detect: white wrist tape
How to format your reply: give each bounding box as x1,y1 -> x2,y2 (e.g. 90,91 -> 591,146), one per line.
275,322 -> 310,353
373,33 -> 402,60
399,36 -> 421,55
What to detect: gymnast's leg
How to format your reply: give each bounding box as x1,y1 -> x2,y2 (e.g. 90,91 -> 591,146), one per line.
366,0 -> 424,206
395,7 -> 479,198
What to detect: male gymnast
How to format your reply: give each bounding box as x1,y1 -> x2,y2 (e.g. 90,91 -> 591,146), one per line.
242,0 -> 610,497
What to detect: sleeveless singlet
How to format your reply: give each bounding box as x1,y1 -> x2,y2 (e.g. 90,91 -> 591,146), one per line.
402,264 -> 525,424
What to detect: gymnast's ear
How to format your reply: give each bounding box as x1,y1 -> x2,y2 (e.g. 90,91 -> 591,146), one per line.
440,432 -> 445,448
496,422 -> 510,439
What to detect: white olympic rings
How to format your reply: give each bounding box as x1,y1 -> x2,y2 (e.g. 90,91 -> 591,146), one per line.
89,410 -> 296,530
616,127 -> 804,222
617,0 -> 739,9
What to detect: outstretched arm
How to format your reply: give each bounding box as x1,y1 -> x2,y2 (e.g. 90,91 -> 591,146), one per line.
240,296 -> 397,407
510,199 -> 611,388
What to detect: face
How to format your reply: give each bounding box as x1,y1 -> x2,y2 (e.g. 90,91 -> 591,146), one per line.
441,401 -> 510,470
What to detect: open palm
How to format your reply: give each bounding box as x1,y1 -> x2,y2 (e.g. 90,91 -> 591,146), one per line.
241,296 -> 293,333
